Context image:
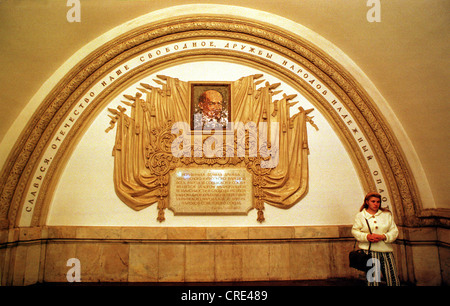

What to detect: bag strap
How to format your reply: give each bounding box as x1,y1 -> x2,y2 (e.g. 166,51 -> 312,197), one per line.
365,218 -> 372,234
353,218 -> 373,251
365,218 -> 372,252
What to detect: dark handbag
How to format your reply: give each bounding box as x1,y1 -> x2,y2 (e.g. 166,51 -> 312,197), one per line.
349,218 -> 372,272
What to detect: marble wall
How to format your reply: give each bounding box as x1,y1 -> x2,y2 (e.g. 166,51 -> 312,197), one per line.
1,225 -> 448,285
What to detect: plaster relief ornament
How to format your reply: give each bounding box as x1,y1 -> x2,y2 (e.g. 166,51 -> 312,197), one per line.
106,74 -> 318,222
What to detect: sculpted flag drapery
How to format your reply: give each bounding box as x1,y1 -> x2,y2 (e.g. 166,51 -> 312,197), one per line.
106,75 -> 317,222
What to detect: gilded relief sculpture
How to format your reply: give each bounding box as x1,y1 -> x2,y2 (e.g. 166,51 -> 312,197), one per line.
106,74 -> 318,222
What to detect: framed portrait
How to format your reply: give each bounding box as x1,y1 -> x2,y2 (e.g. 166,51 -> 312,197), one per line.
190,82 -> 231,130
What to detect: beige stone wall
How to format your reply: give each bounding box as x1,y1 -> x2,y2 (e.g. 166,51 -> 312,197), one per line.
1,226 -> 448,285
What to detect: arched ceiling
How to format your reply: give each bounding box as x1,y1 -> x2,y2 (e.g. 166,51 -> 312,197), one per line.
0,0 -> 448,210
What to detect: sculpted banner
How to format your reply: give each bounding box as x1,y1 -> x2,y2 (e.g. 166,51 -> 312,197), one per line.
106,74 -> 318,222
18,37 -> 394,227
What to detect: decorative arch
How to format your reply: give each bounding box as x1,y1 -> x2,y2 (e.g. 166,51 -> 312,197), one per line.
0,6 -> 440,229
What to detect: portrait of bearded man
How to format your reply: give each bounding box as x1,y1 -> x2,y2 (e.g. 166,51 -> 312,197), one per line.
193,89 -> 229,130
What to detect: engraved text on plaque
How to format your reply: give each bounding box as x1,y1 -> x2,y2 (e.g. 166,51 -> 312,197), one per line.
169,168 -> 253,215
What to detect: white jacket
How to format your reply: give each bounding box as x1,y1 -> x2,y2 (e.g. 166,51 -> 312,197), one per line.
351,209 -> 399,252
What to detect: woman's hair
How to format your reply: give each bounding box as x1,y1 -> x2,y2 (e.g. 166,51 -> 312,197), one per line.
359,191 -> 391,212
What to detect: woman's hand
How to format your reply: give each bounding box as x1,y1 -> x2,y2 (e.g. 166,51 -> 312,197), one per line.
367,233 -> 386,242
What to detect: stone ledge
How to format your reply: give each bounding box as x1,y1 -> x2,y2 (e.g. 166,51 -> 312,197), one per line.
2,225 -> 448,244
1,225 -> 353,245
43,225 -> 353,241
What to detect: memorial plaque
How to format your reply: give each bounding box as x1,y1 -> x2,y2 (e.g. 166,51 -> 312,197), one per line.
169,168 -> 253,215
107,75 -> 315,222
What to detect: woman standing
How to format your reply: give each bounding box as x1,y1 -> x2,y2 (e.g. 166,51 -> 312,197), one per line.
351,192 -> 400,286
